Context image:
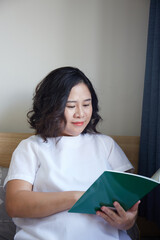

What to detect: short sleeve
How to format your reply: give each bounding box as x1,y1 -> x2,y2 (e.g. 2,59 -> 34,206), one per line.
101,135 -> 133,172
4,137 -> 39,187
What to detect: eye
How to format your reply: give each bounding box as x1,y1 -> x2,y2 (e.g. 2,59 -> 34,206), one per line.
66,105 -> 75,108
83,104 -> 90,107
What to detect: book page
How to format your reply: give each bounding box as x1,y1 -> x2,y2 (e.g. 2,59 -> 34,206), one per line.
151,168 -> 160,182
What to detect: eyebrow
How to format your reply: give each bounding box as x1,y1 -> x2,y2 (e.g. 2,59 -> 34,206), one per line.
67,98 -> 92,103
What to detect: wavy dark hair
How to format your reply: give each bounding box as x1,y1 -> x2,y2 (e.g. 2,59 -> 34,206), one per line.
27,66 -> 102,141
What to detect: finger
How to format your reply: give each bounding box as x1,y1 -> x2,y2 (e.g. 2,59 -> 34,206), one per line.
96,210 -> 116,225
100,206 -> 120,222
113,201 -> 126,217
129,200 -> 141,212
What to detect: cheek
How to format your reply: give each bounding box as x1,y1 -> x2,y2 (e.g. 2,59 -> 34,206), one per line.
87,107 -> 93,119
64,109 -> 69,119
64,109 -> 73,123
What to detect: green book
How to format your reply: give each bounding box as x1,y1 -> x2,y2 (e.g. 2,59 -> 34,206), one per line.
69,169 -> 160,214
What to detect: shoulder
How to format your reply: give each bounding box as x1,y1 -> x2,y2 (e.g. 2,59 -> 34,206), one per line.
83,133 -> 115,147
14,135 -> 49,153
85,133 -> 114,142
94,134 -> 113,142
17,135 -> 40,147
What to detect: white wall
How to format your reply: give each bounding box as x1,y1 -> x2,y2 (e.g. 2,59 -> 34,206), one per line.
0,0 -> 150,136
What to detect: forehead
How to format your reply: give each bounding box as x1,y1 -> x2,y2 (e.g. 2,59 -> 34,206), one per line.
68,83 -> 91,99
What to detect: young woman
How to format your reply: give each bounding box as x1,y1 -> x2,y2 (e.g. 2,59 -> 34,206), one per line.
4,67 -> 139,240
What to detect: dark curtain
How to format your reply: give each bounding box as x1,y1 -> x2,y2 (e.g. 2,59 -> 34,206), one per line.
138,0 -> 160,227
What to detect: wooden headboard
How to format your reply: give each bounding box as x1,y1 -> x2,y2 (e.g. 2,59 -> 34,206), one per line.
0,132 -> 32,167
112,135 -> 140,173
0,132 -> 140,172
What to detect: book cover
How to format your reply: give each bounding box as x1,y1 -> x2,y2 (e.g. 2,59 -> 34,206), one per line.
69,169 -> 160,214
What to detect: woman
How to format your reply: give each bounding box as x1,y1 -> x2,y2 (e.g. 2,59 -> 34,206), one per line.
4,67 -> 139,240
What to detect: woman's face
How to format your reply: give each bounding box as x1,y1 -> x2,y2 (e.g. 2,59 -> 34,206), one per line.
62,82 -> 93,136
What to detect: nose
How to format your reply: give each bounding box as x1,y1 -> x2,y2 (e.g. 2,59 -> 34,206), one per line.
74,107 -> 84,118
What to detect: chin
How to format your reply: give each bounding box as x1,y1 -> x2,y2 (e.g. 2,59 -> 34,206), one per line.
63,130 -> 83,136
67,132 -> 81,137
62,125 -> 87,136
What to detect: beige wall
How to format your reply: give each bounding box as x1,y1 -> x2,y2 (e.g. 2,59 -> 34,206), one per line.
0,0 -> 150,136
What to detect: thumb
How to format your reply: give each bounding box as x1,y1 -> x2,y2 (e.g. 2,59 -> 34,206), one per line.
129,200 -> 141,212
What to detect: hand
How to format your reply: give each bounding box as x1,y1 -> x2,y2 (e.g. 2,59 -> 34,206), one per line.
96,201 -> 140,230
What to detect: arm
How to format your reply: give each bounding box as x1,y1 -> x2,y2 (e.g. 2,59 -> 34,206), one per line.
96,201 -> 140,230
6,179 -> 84,218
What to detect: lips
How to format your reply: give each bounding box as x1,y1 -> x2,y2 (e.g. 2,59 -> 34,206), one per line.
72,122 -> 84,126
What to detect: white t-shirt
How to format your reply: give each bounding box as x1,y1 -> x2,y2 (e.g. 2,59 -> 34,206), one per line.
4,133 -> 133,240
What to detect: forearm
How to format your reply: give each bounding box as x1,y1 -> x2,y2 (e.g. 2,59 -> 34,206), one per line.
7,190 -> 81,218
6,185 -> 82,218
